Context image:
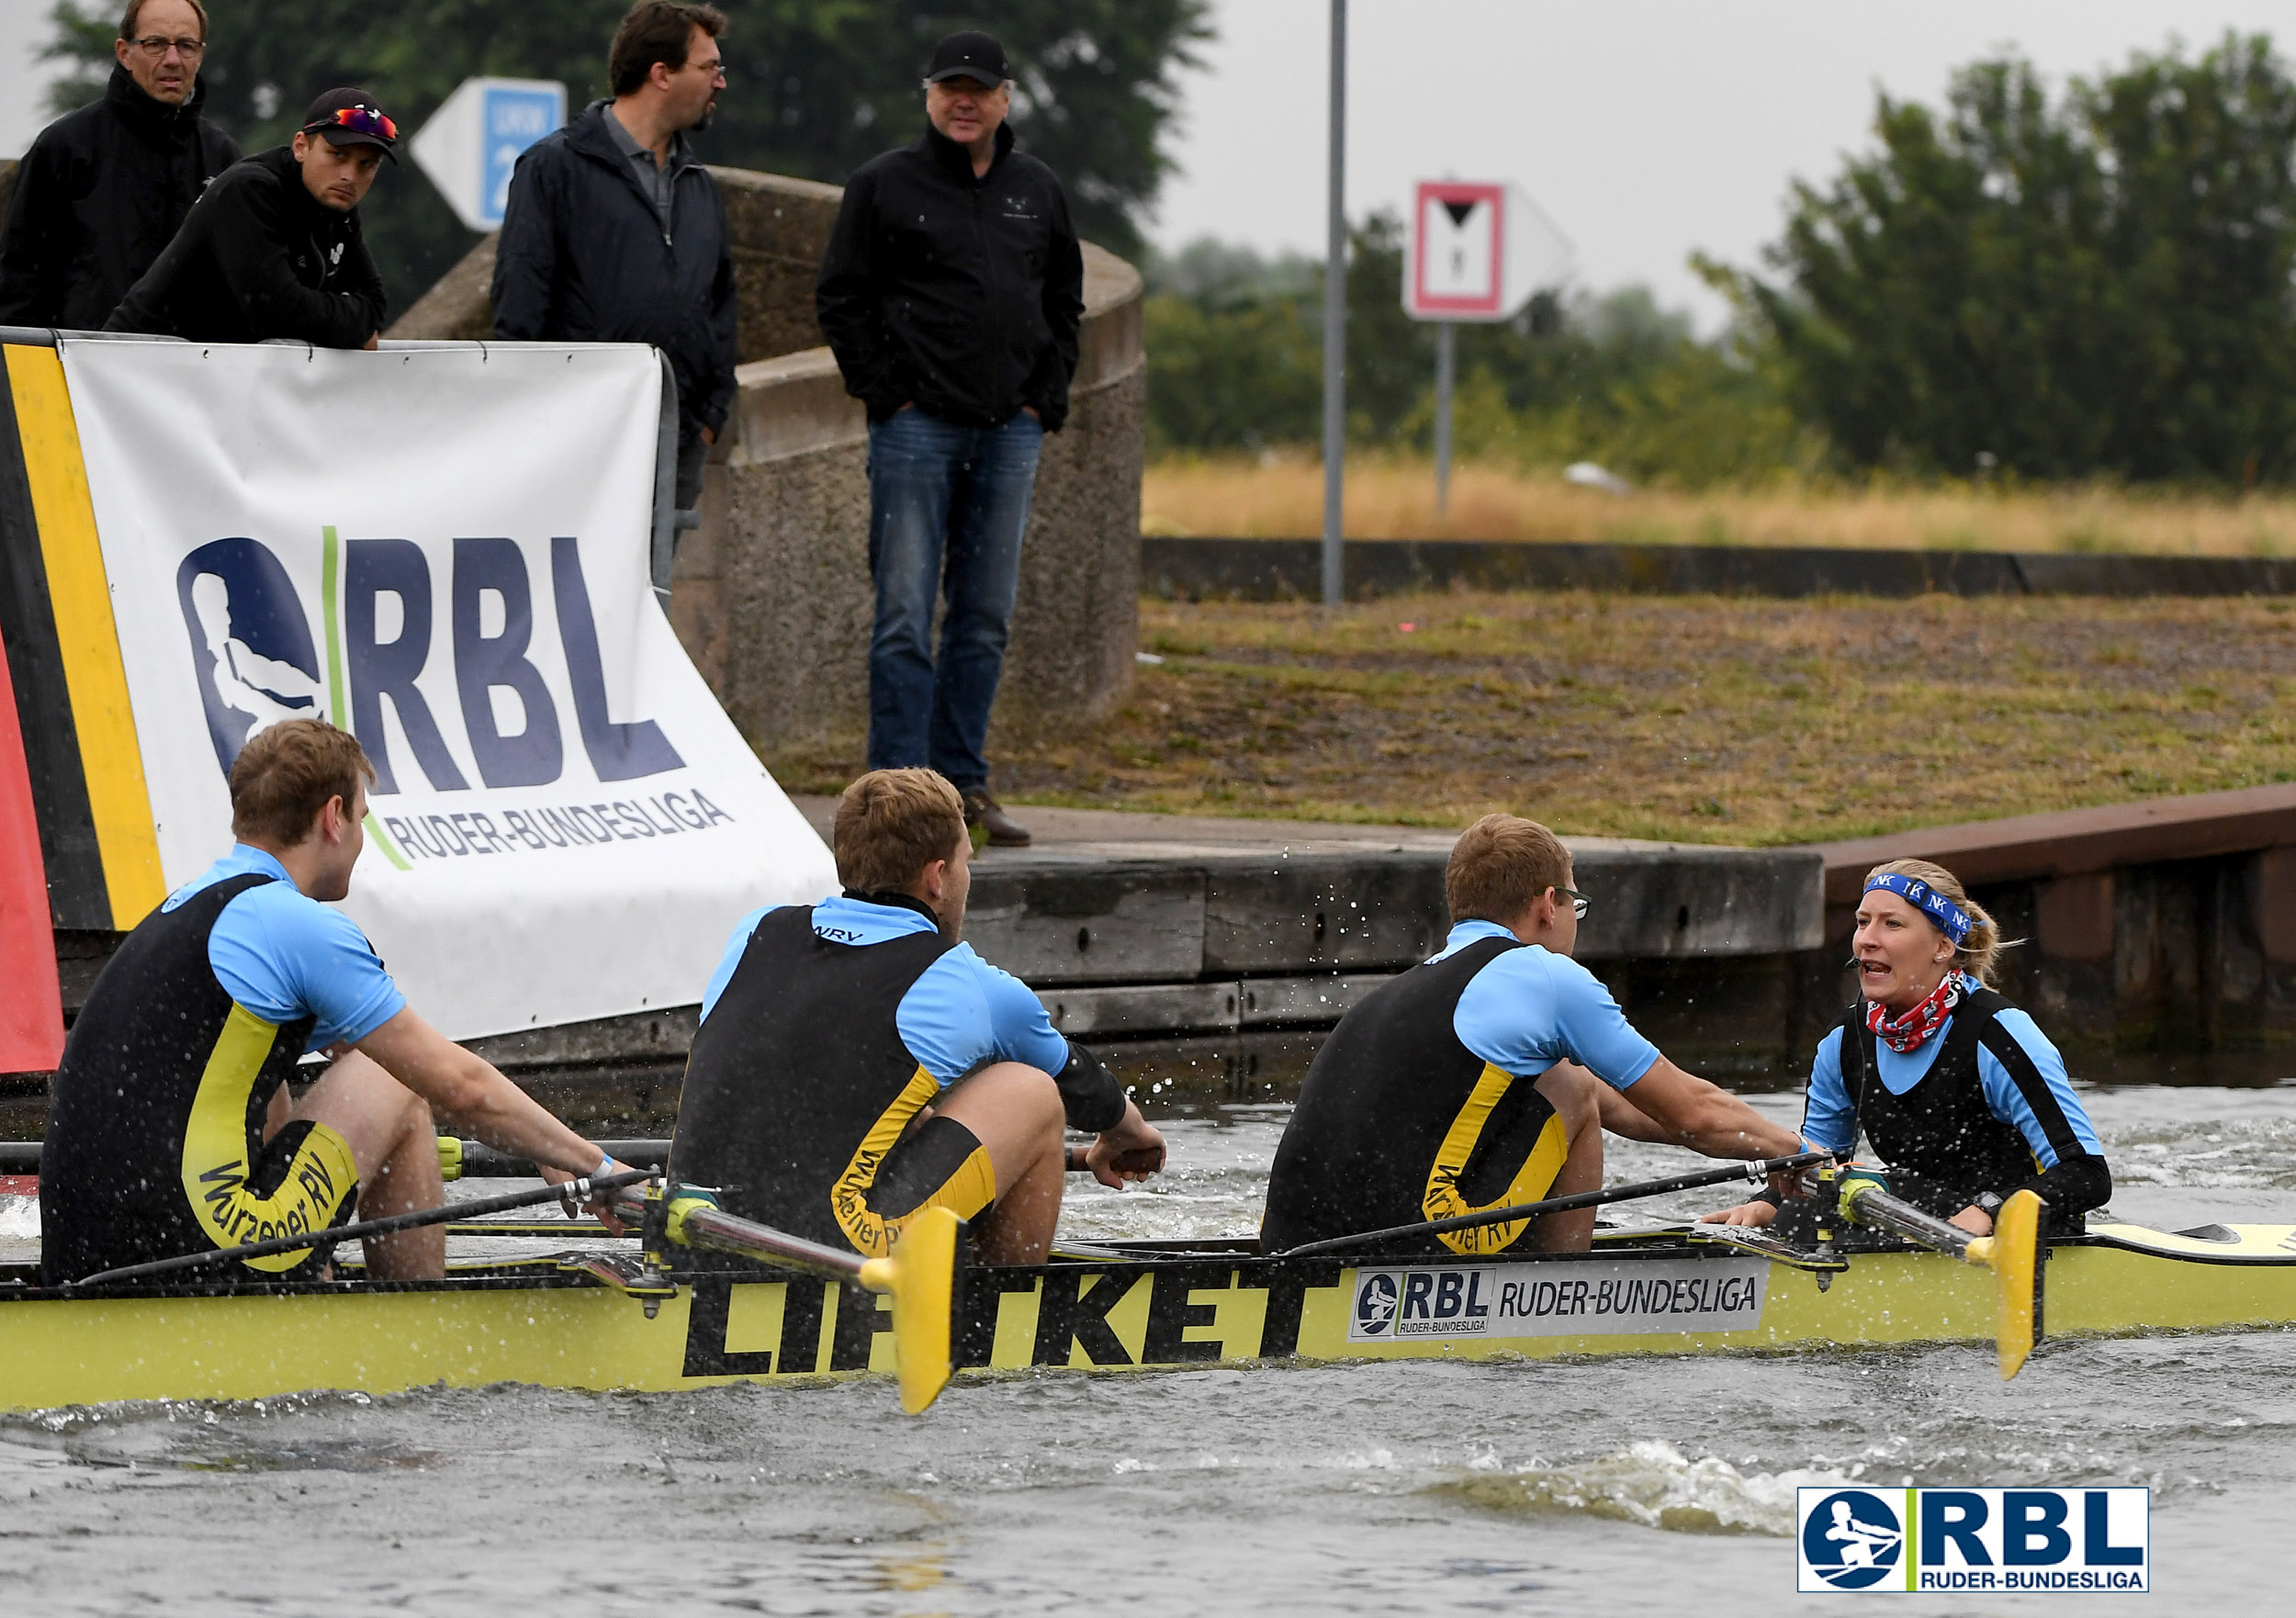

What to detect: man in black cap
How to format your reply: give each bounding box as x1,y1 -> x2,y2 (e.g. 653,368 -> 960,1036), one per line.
0,0 -> 241,331
105,87 -> 391,348
816,31 -> 1086,849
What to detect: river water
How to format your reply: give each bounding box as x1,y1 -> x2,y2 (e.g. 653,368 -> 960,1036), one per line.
4,1081 -> 2292,1614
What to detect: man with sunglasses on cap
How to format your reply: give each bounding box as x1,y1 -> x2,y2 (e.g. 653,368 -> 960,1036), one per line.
0,1 -> 240,331
1260,814 -> 1804,1256
106,87 -> 391,349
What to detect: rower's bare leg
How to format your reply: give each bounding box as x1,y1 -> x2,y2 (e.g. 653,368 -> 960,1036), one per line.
1530,1062 -> 1605,1253
930,1061 -> 1066,1265
290,1049 -> 447,1279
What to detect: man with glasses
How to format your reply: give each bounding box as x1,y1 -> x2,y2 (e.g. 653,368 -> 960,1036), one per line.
1260,814 -> 1804,1255
105,87 -> 391,347
0,0 -> 239,331
493,2 -> 737,520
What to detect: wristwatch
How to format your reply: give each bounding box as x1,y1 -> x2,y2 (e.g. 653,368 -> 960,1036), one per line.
1973,1191 -> 2004,1217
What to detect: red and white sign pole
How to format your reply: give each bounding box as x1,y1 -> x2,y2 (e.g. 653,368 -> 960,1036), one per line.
1404,180 -> 1571,518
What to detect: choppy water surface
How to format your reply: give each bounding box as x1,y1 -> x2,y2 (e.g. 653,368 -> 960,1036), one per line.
6,1084 -> 2294,1614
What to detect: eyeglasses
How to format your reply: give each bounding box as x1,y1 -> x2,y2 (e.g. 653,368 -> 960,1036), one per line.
1554,885 -> 1592,921
304,105 -> 399,143
131,36 -> 206,58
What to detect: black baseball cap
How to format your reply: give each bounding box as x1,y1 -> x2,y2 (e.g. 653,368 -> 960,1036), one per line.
300,88 -> 400,163
925,31 -> 1009,87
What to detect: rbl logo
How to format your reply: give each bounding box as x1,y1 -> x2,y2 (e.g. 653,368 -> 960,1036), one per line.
1795,1487 -> 2149,1593
175,534 -> 680,793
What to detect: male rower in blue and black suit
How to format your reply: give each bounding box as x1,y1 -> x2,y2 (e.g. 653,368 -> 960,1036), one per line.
41,719 -> 620,1287
1261,814 -> 1805,1256
669,768 -> 1165,1264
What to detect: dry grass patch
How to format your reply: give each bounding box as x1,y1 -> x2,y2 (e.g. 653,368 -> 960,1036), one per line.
1143,455 -> 2296,557
759,592 -> 2296,846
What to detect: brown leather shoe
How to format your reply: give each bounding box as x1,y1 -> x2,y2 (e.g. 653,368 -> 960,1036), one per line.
962,789 -> 1032,848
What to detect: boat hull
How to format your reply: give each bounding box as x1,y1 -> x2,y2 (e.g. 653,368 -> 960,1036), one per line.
3,1225 -> 2292,1411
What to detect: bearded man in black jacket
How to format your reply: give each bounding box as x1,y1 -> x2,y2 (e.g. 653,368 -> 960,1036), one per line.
0,0 -> 240,331
105,88 -> 391,349
816,32 -> 1086,850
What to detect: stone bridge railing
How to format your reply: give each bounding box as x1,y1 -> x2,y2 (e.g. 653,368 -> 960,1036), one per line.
388,164 -> 1143,752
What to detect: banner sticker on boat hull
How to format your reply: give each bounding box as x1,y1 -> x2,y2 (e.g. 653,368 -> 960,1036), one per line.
1348,1257 -> 1766,1342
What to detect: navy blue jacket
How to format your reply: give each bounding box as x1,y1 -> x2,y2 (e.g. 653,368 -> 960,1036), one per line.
490,100 -> 737,437
816,122 -> 1085,431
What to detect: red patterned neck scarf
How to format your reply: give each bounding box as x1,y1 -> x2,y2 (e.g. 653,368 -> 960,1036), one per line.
1866,970 -> 1969,1054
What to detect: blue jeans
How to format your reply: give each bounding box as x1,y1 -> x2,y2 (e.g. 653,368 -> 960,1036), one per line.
864,406 -> 1044,789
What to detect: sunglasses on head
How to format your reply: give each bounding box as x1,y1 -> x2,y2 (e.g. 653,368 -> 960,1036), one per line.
305,106 -> 398,143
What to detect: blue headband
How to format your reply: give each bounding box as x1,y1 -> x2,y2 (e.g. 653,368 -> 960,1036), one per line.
1863,872 -> 1971,945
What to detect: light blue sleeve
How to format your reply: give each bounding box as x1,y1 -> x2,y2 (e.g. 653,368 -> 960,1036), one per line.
1453,948 -> 1660,1090
896,947 -> 1070,1086
208,886 -> 406,1052
698,906 -> 772,1023
1541,953 -> 1662,1090
1976,1009 -> 2101,1169
1800,1026 -> 1856,1154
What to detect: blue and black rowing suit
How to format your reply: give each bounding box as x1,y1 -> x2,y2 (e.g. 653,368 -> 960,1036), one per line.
1262,920 -> 1662,1256
1801,984 -> 2111,1221
669,893 -> 1126,1259
40,845 -> 406,1287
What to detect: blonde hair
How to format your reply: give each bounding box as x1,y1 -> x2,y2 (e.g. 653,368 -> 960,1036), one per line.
833,769 -> 966,893
1446,814 -> 1572,925
1863,858 -> 2014,986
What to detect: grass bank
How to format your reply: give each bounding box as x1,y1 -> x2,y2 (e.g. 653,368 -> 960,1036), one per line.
763,592 -> 2296,845
1142,455 -> 2296,557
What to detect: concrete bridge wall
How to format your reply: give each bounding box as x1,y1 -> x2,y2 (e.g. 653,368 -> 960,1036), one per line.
388,164 -> 1142,754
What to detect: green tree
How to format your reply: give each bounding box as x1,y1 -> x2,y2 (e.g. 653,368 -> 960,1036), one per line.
1736,33 -> 2296,482
45,0 -> 1209,311
1142,219 -> 1808,485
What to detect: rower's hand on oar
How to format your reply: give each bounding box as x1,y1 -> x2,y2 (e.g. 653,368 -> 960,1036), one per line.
1699,1200 -> 1778,1228
1086,1105 -> 1166,1188
1949,1204 -> 1994,1237
541,1159 -> 631,1235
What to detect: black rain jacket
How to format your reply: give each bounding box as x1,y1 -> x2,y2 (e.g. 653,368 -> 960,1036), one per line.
816,121 -> 1085,431
104,145 -> 385,347
490,100 -> 737,437
0,65 -> 241,331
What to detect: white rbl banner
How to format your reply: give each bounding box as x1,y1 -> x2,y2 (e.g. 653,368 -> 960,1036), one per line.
60,336 -> 835,1039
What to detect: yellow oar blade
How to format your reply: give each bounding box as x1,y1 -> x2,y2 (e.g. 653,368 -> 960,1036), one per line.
857,1207 -> 967,1414
1991,1189 -> 2043,1380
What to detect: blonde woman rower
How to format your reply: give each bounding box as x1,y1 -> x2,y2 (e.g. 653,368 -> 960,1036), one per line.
1706,859 -> 2111,1236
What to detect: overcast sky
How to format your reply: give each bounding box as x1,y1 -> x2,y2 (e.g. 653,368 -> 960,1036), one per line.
7,2 -> 2291,328
1155,1 -> 2292,327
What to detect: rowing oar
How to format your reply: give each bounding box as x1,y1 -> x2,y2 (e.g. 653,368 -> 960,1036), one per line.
605,1184 -> 966,1415
0,1138 -> 674,1181
67,1168 -> 658,1289
1829,1170 -> 2046,1381
1268,1149 -> 1834,1260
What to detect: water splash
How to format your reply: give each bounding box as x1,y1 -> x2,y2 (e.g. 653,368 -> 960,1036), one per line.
1432,1438 -> 1856,1536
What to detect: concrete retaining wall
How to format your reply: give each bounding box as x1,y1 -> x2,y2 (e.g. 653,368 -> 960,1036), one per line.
1144,536 -> 2296,601
388,163 -> 1143,755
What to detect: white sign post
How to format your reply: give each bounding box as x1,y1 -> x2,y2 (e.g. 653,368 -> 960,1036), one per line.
411,77 -> 568,232
1403,180 -> 1572,516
